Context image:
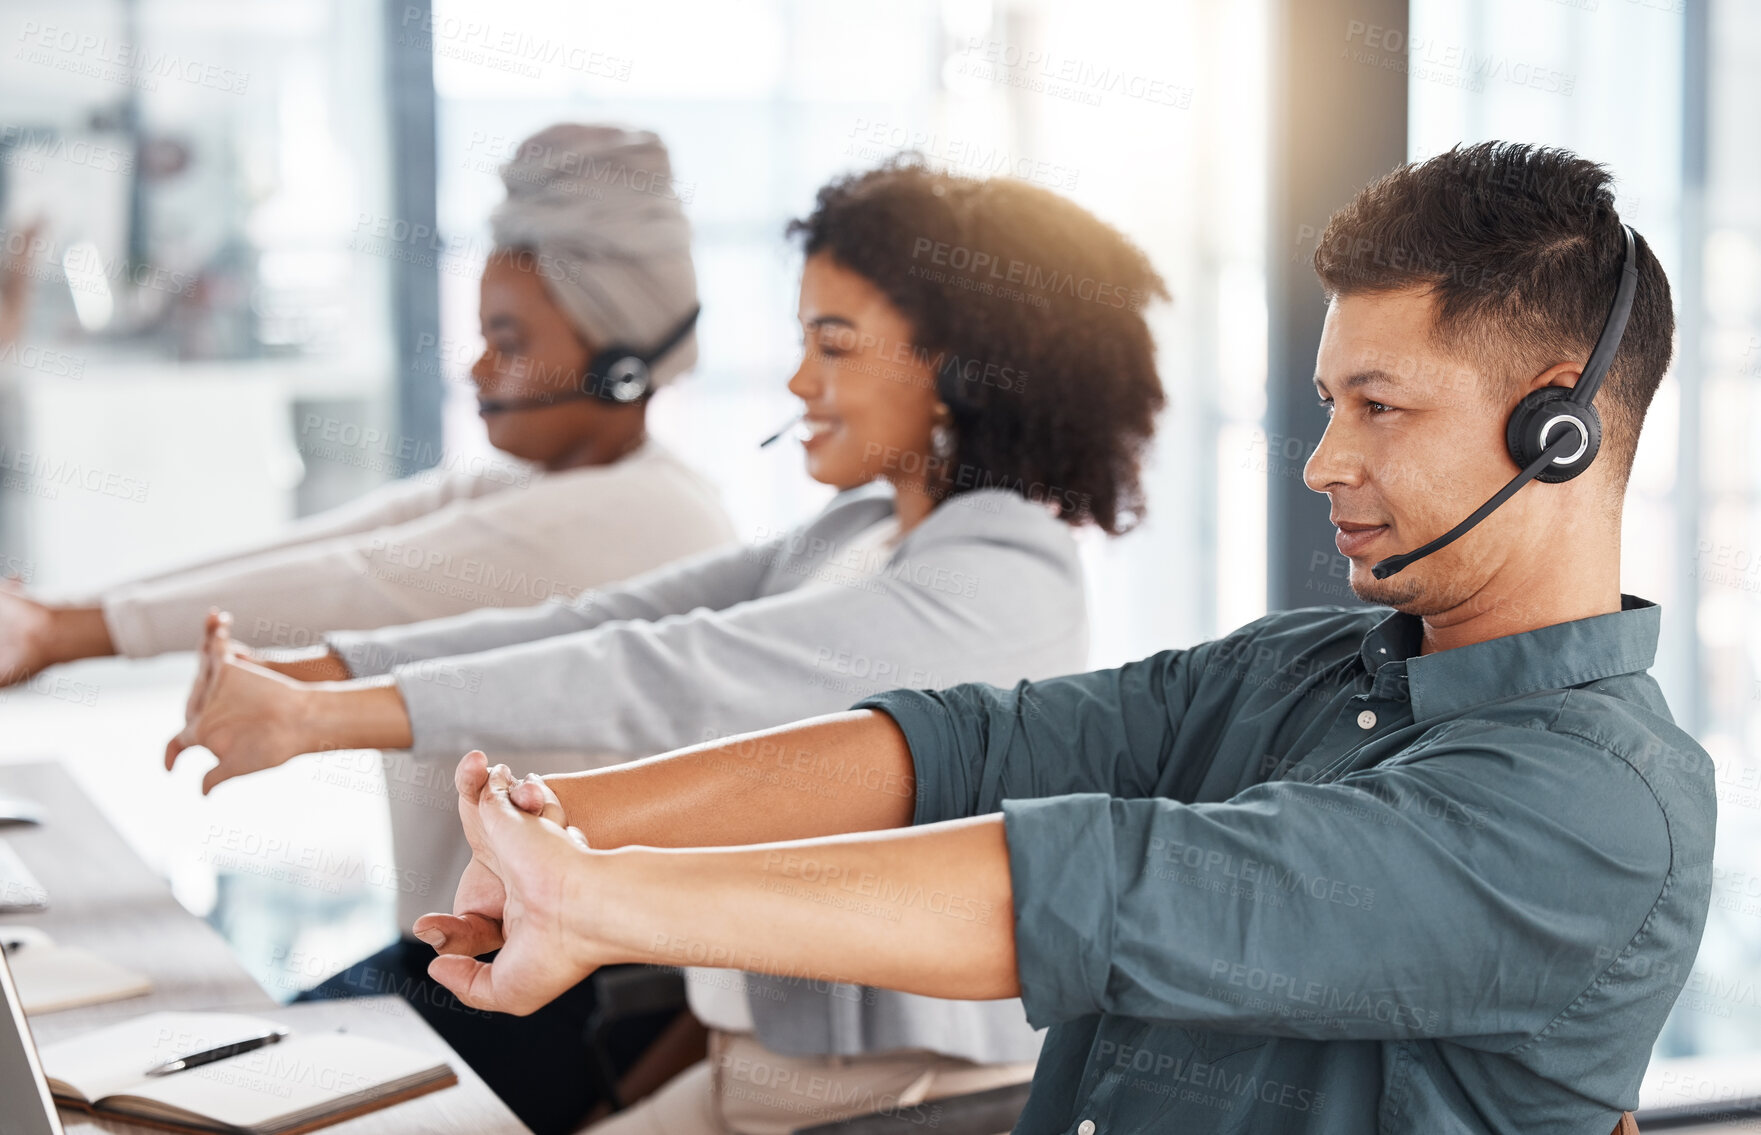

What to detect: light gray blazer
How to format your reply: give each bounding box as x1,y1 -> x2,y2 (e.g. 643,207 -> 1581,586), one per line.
328,482 -> 1089,1064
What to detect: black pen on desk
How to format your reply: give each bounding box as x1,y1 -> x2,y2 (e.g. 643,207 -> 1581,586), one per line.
144,1028 -> 290,1077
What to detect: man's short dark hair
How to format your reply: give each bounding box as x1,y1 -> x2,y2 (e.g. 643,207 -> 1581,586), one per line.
1313,141 -> 1675,488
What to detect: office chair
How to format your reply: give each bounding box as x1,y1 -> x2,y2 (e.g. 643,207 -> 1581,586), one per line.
791,1082 -> 1031,1135
582,965 -> 694,1111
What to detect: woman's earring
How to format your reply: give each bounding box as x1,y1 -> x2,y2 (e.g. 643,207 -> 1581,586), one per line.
930,421 -> 956,462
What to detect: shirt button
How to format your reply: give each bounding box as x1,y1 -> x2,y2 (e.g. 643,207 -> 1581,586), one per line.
1357,710 -> 1378,729
1078,1122 -> 1096,1135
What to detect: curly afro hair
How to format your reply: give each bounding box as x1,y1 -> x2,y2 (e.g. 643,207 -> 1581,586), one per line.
788,158 -> 1168,534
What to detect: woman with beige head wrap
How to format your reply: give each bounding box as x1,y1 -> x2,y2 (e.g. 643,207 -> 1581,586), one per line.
0,124 -> 732,680
488,123 -> 699,390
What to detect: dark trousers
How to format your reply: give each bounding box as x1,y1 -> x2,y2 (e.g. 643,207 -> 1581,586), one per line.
296,939 -> 672,1135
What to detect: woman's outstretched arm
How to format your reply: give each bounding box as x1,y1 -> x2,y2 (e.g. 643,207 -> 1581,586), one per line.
165,612 -> 412,794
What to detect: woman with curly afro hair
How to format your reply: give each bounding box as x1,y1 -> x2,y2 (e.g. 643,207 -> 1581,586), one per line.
784,158 -> 1167,535
167,157 -> 1170,1135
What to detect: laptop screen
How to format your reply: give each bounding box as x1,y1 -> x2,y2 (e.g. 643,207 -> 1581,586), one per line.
0,948 -> 63,1135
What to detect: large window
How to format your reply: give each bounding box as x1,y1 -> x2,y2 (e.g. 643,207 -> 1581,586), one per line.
0,0 -> 406,997
1680,0 -> 1761,1063
0,0 -> 400,588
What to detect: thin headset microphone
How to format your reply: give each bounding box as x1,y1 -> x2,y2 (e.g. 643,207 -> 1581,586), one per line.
759,414 -> 803,448
478,387 -> 615,415
1369,431 -> 1581,579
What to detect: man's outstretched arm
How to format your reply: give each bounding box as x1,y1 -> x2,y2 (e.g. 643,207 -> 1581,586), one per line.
417,760 -> 1017,1015
541,709 -> 920,848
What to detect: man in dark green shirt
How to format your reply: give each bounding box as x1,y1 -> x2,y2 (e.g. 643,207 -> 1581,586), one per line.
414,142 -> 1713,1135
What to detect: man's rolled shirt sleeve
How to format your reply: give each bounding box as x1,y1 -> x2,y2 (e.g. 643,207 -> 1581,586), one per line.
856,644 -> 1211,826
854,683 -> 1000,827
999,717 -> 1678,1048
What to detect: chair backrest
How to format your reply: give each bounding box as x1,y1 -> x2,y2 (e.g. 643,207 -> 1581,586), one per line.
1614,1111 -> 1639,1135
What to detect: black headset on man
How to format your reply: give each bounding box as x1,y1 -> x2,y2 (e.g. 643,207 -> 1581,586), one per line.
476,305 -> 701,415
1370,222 -> 1640,580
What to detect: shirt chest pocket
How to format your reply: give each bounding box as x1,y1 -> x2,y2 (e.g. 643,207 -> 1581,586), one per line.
1178,1024 -> 1270,1065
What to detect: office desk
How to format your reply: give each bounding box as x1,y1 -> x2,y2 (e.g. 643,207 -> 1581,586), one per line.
0,760 -> 528,1134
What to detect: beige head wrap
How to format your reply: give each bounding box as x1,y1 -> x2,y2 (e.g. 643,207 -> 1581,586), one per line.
489,124 -> 698,386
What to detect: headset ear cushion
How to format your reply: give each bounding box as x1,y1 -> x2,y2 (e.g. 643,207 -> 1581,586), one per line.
583,347 -> 650,403
1505,386 -> 1602,483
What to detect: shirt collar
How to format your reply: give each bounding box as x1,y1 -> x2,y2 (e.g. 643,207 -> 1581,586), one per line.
1359,595 -> 1661,722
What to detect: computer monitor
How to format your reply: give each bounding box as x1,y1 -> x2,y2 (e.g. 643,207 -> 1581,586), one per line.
0,947 -> 64,1135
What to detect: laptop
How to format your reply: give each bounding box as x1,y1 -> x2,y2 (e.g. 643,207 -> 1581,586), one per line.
0,945 -> 65,1135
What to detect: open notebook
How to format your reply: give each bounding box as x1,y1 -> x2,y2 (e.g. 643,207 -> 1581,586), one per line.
39,1011 -> 456,1135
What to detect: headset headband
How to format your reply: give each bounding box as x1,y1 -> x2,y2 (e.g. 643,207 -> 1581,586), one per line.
602,304 -> 701,376
1572,224 -> 1637,407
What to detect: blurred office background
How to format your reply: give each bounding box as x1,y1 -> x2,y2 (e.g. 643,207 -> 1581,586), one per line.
0,0 -> 1756,1070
